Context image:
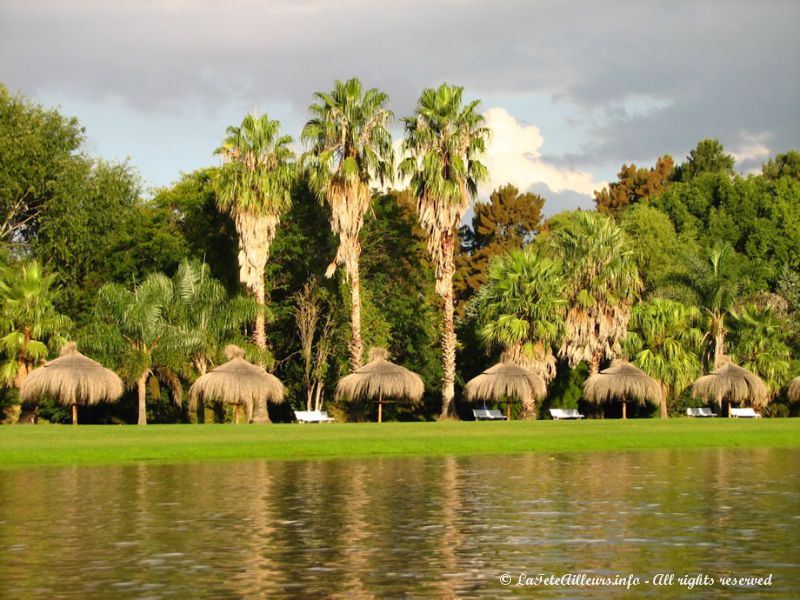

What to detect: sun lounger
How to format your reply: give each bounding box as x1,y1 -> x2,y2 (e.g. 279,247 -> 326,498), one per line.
730,407 -> 761,418
472,408 -> 507,421
549,408 -> 585,420
686,407 -> 718,417
294,410 -> 335,423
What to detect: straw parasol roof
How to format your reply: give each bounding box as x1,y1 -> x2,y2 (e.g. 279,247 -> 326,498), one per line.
20,342 -> 124,425
464,361 -> 547,419
789,377 -> 800,403
335,348 -> 424,422
583,359 -> 661,418
189,345 -> 284,423
692,356 -> 769,412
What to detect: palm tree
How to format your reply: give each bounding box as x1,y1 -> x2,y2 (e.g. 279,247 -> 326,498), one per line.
214,113 -> 294,351
301,78 -> 394,370
624,298 -> 703,417
172,260 -> 259,378
170,260 -> 263,420
668,243 -> 739,370
475,248 -> 566,387
400,83 -> 490,418
728,302 -> 792,396
0,261 -> 71,421
86,273 -> 199,425
542,211 -> 642,374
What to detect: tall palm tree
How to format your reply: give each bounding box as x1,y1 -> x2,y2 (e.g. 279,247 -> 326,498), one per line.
669,243 -> 740,370
475,247 -> 566,386
624,298 -> 703,417
0,261 -> 71,421
87,273 -> 199,425
214,113 -> 294,351
542,211 -> 642,374
400,83 -> 490,418
301,78 -> 394,370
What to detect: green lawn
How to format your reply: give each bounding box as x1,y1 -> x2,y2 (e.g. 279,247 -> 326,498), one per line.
1,419 -> 799,470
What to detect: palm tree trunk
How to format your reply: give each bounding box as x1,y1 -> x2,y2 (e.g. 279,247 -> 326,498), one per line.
253,279 -> 267,350
348,258 -> 364,370
137,372 -> 148,425
589,352 -> 602,375
659,382 -> 669,418
713,330 -> 725,369
250,277 -> 271,424
439,235 -> 458,420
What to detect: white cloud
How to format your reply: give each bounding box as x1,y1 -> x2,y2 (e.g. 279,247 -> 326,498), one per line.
731,131 -> 772,165
481,108 -> 605,197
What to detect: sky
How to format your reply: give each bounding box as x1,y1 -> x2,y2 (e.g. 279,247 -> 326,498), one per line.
1,0 -> 798,215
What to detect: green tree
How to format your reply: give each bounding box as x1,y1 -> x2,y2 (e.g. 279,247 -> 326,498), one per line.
475,248 -> 566,416
0,261 -> 71,395
761,150 -> 800,181
86,273 -> 198,425
455,183 -> 544,309
171,260 -> 258,378
152,168 -> 239,292
624,298 -> 703,417
539,211 -> 642,374
728,302 -> 792,396
676,138 -> 735,182
0,84 -> 83,245
594,155 -> 675,216
620,204 -> 698,294
400,83 -> 490,418
214,113 -> 295,361
667,243 -> 740,371
32,160 -> 189,324
301,78 -> 394,370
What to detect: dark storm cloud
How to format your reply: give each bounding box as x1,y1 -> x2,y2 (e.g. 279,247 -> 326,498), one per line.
1,0 -> 797,169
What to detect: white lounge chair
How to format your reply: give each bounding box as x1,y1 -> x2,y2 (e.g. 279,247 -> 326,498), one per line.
472,408 -> 507,421
294,410 -> 335,423
549,408 -> 585,420
687,407 -> 718,417
730,407 -> 761,418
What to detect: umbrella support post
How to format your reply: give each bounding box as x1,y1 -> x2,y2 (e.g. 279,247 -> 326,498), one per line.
622,401 -> 626,420
378,400 -> 382,423
506,400 -> 511,421
72,403 -> 77,426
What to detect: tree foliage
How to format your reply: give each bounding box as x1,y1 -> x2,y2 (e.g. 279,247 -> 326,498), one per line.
475,247 -> 565,384
456,183 -> 543,308
0,261 -> 71,391
594,155 -> 674,216
538,211 -> 642,373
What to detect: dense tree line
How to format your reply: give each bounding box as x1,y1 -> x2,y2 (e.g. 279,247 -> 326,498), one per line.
1,81 -> 798,423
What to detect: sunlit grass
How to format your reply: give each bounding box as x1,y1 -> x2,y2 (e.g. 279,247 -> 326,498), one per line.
1,419 -> 798,470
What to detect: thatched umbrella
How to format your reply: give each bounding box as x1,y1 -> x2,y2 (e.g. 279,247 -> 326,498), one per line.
464,361 -> 547,420
692,356 -> 768,417
335,348 -> 424,423
583,359 -> 661,419
189,346 -> 284,423
20,342 -> 124,425
788,377 -> 800,403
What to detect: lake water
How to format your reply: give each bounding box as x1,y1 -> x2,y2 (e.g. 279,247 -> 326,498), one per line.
1,449 -> 798,598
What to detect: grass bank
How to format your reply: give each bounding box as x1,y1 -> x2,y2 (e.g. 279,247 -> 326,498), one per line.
1,419 -> 799,470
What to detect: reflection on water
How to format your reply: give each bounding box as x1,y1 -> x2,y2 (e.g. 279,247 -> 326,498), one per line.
1,449 -> 799,598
